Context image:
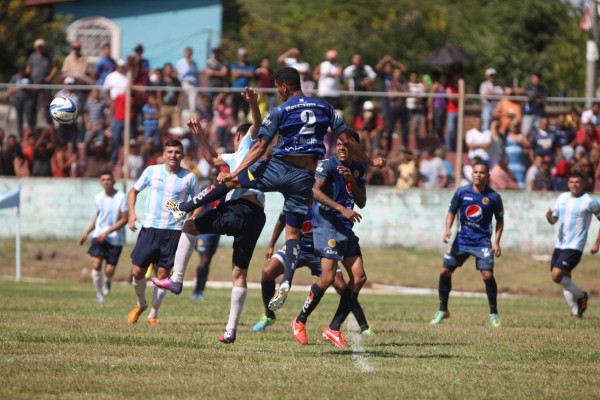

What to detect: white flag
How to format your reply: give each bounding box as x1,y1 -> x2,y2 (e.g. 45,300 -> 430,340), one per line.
0,188 -> 20,209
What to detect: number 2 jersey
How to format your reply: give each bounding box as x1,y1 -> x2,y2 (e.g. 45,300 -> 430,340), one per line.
258,95 -> 346,159
312,156 -> 367,231
449,184 -> 504,248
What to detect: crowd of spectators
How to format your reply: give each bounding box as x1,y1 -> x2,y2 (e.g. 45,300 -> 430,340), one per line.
1,39 -> 599,193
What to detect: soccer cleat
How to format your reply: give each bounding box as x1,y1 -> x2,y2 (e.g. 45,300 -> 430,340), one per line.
126,304 -> 148,324
102,280 -> 111,296
430,310 -> 450,325
151,277 -> 183,295
191,293 -> 205,300
268,281 -> 290,311
147,317 -> 160,326
322,327 -> 348,348
361,327 -> 375,336
167,199 -> 187,222
145,265 -> 154,280
219,329 -> 236,344
96,295 -> 104,303
291,317 -> 308,345
489,313 -> 502,328
252,314 -> 275,332
577,292 -> 589,317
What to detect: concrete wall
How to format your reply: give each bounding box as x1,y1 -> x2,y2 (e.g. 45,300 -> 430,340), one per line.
0,177 -> 581,254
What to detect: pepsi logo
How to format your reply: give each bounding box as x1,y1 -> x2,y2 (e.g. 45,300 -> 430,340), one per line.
465,204 -> 483,222
301,220 -> 313,234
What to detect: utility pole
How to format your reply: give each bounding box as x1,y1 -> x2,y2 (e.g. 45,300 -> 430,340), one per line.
585,0 -> 598,108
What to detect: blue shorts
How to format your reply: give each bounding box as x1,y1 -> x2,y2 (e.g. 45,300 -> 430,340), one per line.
238,156 -> 315,215
550,248 -> 582,271
88,238 -> 123,266
193,198 -> 266,269
195,234 -> 220,256
273,248 -> 322,277
131,227 -> 182,269
443,244 -> 494,271
314,225 -> 361,261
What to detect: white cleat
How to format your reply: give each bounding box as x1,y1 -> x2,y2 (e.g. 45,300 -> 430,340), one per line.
167,199 -> 187,222
268,281 -> 290,311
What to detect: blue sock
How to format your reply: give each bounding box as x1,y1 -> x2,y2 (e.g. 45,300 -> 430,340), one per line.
282,239 -> 300,285
180,182 -> 229,213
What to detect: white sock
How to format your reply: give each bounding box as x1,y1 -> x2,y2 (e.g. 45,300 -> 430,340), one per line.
92,269 -> 103,298
563,290 -> 578,315
559,276 -> 584,299
133,277 -> 147,307
226,286 -> 247,331
148,285 -> 167,319
171,232 -> 196,283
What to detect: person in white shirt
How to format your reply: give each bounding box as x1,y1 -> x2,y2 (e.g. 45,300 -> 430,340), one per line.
479,68 -> 503,131
546,171 -> 600,317
465,117 -> 491,161
418,148 -> 448,189
313,49 -> 344,112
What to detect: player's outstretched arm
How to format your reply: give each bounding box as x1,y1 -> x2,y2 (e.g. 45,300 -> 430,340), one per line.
187,119 -> 223,166
242,87 -> 261,139
338,129 -> 386,168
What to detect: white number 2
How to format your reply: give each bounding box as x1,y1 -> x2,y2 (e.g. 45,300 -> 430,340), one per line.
298,110 -> 316,135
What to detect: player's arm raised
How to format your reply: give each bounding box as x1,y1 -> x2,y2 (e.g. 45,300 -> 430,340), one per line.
243,87 -> 261,139
338,128 -> 386,168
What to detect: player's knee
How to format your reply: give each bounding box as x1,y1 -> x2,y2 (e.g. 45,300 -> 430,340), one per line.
183,219 -> 197,234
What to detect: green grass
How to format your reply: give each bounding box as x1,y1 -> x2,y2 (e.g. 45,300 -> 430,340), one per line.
0,239 -> 599,399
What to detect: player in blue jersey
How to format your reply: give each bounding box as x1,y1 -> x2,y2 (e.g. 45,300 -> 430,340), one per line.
545,171 -> 600,318
78,170 -> 129,303
192,193 -> 221,300
167,68 -> 386,312
252,208 -> 374,336
430,160 -> 504,328
153,88 -> 266,343
126,139 -> 199,325
291,130 -> 370,348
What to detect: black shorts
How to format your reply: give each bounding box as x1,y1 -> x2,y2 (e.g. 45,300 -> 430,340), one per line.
130,227 -> 182,269
88,238 -> 123,266
550,248 -> 583,271
193,198 -> 266,269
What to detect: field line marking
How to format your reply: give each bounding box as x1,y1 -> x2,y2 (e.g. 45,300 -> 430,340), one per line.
347,315 -> 374,373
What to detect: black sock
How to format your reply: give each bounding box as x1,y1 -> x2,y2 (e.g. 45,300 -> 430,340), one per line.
351,298 -> 369,331
282,239 -> 300,285
180,182 -> 229,213
297,283 -> 325,324
261,280 -> 276,319
485,277 -> 498,314
195,265 -> 209,293
329,286 -> 358,331
439,275 -> 452,312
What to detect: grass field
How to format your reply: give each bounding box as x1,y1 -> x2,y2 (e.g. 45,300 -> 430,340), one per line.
1,240 -> 599,399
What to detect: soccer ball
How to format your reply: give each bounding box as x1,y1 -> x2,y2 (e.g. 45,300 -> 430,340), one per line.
49,96 -> 77,124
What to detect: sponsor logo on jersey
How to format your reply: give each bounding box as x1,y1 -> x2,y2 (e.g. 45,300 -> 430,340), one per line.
327,239 -> 336,247
247,170 -> 255,181
197,239 -> 204,246
482,197 -> 489,205
465,204 -> 483,222
354,170 -> 359,178
301,220 -> 313,234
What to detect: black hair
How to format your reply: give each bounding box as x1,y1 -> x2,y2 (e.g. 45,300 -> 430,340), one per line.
164,139 -> 183,151
343,128 -> 360,144
236,123 -> 252,135
570,170 -> 584,180
99,170 -> 114,178
473,159 -> 489,173
274,67 -> 301,90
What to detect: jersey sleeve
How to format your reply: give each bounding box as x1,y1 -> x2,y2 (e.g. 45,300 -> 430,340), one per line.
589,197 -> 600,219
315,159 -> 333,182
258,107 -> 281,143
551,195 -> 561,218
329,104 -> 347,135
120,193 -> 129,212
221,153 -> 235,170
448,189 -> 461,214
133,166 -> 151,191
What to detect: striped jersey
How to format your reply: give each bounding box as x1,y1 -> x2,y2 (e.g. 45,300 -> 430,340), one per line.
259,95 -> 346,158
93,190 -> 128,246
552,192 -> 600,251
221,130 -> 265,205
133,164 -> 199,230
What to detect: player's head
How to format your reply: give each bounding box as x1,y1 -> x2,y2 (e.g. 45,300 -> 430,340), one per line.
99,170 -> 115,191
163,139 -> 184,168
337,129 -> 360,162
471,159 -> 490,187
568,170 -> 585,197
274,67 -> 301,101
234,123 -> 252,150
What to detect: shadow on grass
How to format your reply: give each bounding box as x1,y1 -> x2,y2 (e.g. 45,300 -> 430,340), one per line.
322,350 -> 459,359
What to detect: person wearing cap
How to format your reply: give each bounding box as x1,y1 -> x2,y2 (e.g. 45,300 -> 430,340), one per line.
313,49 -> 344,112
62,41 -> 89,78
479,68 -> 503,131
176,46 -> 200,114
230,48 -> 255,122
26,38 -> 58,125
93,43 -> 116,85
205,46 -> 229,109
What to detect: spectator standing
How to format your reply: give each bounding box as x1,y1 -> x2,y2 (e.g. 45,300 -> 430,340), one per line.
385,68 -> 409,153
8,65 -> 36,138
407,72 -> 425,139
522,72 -> 548,137
419,147 -> 448,189
83,89 -> 107,143
375,55 -> 406,121
31,126 -> 55,177
93,43 -> 116,86
132,44 -> 150,86
396,148 -> 418,189
502,120 -> 529,190
230,48 -> 255,122
176,46 -> 200,115
204,47 -> 228,109
445,74 -> 459,152
103,60 -> 130,166
61,41 -> 89,78
429,73 -> 447,146
526,155 -> 550,191
479,68 -> 503,131
142,93 -> 160,150
314,49 -> 344,114
254,57 -> 275,117
489,154 -> 519,190
465,117 -> 491,163
344,53 -> 376,122
26,38 -> 57,126
213,93 -> 234,151
530,117 -> 558,164
157,63 -> 183,131
493,87 -> 522,135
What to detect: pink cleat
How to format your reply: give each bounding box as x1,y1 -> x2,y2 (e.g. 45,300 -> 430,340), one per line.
150,277 -> 183,295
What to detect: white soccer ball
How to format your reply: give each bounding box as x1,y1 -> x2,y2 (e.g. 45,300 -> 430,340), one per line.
49,96 -> 77,124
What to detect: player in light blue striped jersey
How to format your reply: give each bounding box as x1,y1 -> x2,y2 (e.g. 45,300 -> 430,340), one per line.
546,171 -> 600,318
